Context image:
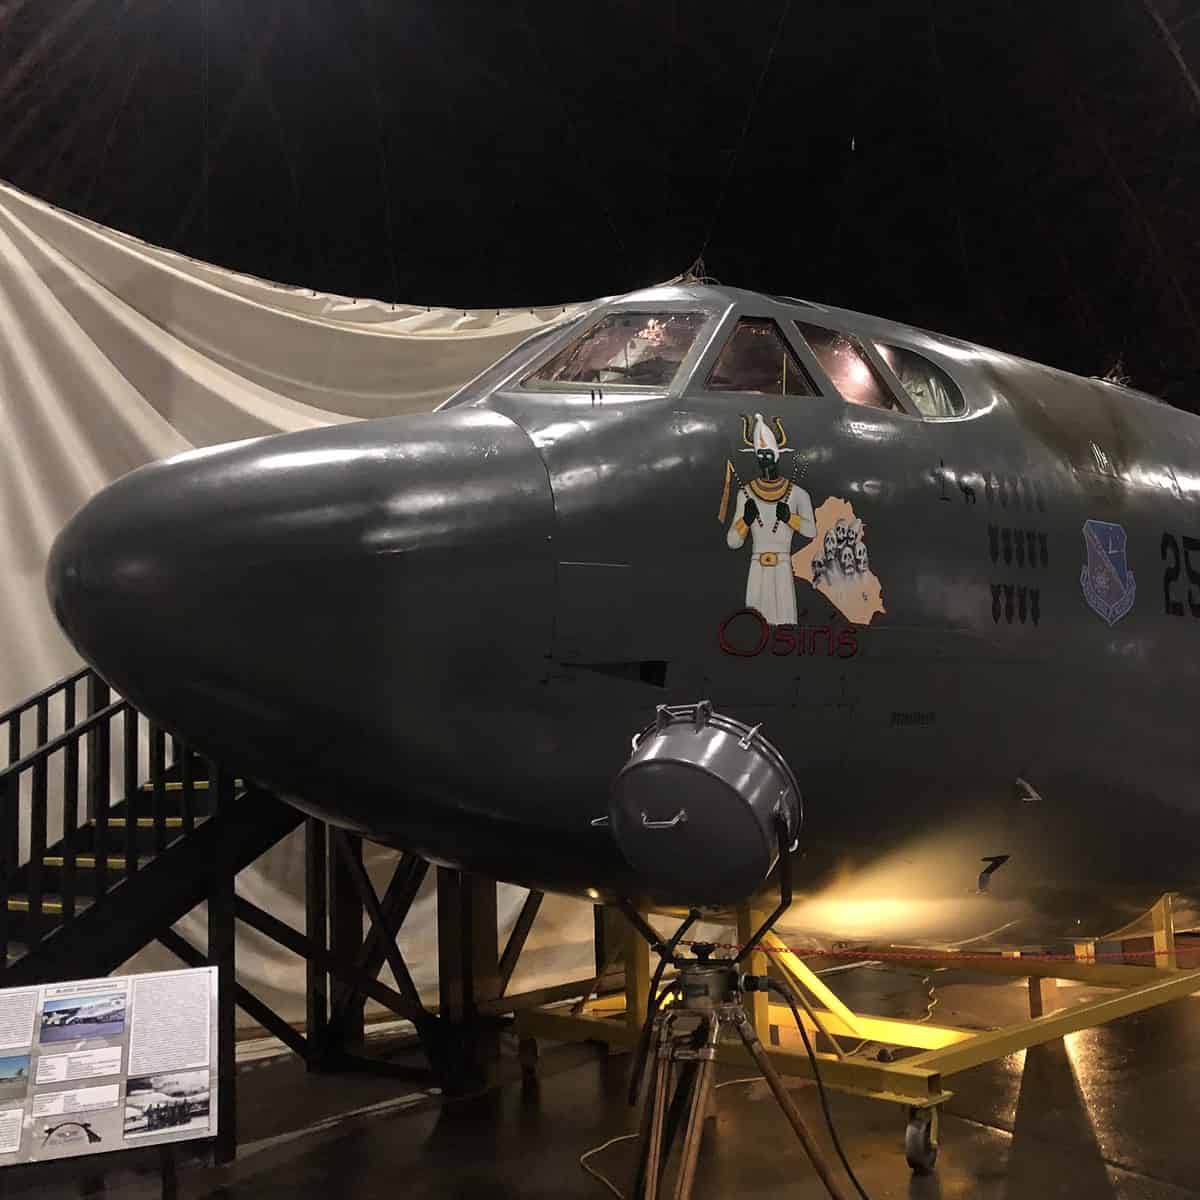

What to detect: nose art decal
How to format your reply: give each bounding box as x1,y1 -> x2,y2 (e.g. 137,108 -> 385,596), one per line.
718,413 -> 886,627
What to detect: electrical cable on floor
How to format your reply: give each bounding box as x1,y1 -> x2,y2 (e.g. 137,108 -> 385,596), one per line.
580,1133 -> 637,1200
838,963 -> 937,1057
769,980 -> 874,1200
918,973 -> 938,1024
579,1078 -> 769,1199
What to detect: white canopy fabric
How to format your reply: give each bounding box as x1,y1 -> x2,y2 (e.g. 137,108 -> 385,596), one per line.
0,181 -> 603,1025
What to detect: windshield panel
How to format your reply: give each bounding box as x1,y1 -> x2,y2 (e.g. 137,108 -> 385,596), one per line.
875,343 -> 965,417
524,311 -> 707,389
795,321 -> 897,411
706,317 -> 815,395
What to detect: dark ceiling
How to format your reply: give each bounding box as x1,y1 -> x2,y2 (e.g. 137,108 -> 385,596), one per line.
2,0 -> 1199,405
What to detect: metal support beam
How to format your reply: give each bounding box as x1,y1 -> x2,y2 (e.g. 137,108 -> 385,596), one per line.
436,869 -> 500,1024
304,817 -> 328,1069
85,676 -> 110,906
157,928 -> 309,1061
498,889 -> 543,996
517,890 -> 1200,1123
1028,974 -> 1058,1019
208,770 -> 237,1165
436,868 -> 500,1089
764,931 -> 867,1040
905,966 -> 1200,1078
624,913 -> 652,1033
515,1008 -> 948,1107
593,905 -> 626,982
331,832 -> 431,1030
1153,892 -> 1178,971
738,902 -> 770,1036
478,978 -> 608,1017
327,850 -> 428,1040
328,831 -> 364,1051
766,1002 -> 972,1052
234,896 -> 429,1026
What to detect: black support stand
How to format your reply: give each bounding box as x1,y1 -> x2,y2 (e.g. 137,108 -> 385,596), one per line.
158,1144 -> 177,1200
328,831 -> 365,1051
437,867 -> 501,1091
304,816 -> 328,1068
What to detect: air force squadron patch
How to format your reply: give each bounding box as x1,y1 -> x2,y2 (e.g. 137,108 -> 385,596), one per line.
1080,519 -> 1135,625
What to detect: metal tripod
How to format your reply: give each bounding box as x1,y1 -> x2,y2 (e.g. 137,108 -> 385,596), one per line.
633,955 -> 849,1200
630,956 -> 850,1200
620,819 -> 851,1199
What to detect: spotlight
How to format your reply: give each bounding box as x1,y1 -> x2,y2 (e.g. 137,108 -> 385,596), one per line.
608,701 -> 802,906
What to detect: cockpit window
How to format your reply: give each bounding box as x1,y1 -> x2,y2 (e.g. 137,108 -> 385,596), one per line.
524,311 -> 706,389
794,321 -> 897,411
875,343 -> 965,417
705,318 -> 815,395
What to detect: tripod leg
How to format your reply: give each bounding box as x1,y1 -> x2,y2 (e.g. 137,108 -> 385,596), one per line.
657,1059 -> 698,1191
673,1012 -> 721,1200
637,1034 -> 696,1198
731,1010 -> 851,1200
635,1015 -> 675,1200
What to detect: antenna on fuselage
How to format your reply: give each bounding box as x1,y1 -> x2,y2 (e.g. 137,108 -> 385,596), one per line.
680,255 -> 719,285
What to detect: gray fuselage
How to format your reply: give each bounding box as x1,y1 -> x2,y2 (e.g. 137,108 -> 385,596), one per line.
46,284 -> 1200,930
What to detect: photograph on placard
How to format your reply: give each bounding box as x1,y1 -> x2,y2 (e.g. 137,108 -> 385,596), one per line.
123,1070 -> 211,1139
30,1107 -> 124,1160
39,995 -> 126,1044
0,1056 -> 30,1105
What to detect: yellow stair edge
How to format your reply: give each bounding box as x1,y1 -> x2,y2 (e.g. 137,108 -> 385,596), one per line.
6,896 -> 92,915
103,817 -> 185,829
137,777 -> 243,792
42,855 -> 151,870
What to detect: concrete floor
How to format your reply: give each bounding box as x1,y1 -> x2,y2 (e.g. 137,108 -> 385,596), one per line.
9,966 -> 1200,1198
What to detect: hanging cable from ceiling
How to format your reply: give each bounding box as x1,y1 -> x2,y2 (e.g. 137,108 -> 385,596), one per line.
364,0 -> 402,301
694,0 -> 794,268
1139,0 -> 1200,117
928,0 -> 972,320
83,12 -> 155,215
201,0 -> 210,258
517,0 -> 634,281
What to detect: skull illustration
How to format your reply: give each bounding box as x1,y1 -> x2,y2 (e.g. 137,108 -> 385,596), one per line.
839,545 -> 856,575
823,530 -> 837,560
834,518 -> 850,545
848,519 -> 863,545
854,542 -> 868,574
812,557 -> 826,585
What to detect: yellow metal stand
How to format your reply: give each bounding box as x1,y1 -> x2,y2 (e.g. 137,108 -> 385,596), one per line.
513,893 -> 1200,1172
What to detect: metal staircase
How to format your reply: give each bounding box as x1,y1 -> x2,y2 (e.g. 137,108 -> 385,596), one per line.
0,667 -> 609,1166
0,667 -> 301,985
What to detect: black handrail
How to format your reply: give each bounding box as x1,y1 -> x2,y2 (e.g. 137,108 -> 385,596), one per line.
0,669 -> 224,970
0,666 -> 90,727
0,700 -> 128,783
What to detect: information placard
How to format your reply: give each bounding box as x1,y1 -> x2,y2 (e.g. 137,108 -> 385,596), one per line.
0,967 -> 218,1163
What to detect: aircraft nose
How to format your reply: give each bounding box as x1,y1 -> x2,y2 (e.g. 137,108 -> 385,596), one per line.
46,410 -> 556,790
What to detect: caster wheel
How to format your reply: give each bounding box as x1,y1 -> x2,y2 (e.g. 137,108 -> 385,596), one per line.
905,1107 -> 938,1174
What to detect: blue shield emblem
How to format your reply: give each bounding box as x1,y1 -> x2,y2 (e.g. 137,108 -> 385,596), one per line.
1079,520 -> 1135,625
